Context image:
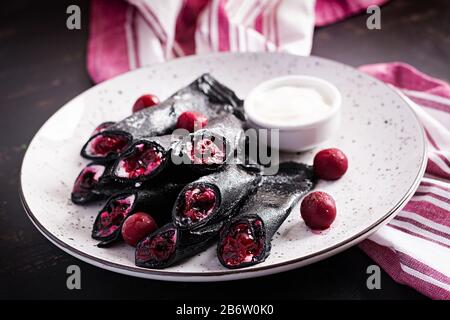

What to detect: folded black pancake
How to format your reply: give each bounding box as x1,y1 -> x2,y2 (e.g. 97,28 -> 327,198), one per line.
171,113 -> 244,173
81,74 -> 244,161
135,221 -> 221,269
112,114 -> 244,183
92,179 -> 194,247
110,134 -> 176,183
135,164 -> 263,269
217,162 -> 316,269
71,162 -> 130,205
172,164 -> 262,231
196,73 -> 244,120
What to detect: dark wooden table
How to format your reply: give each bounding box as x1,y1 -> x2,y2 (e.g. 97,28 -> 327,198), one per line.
1,0 -> 448,300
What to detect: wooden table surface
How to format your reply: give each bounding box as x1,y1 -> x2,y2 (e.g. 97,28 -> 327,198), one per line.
1,0 -> 448,299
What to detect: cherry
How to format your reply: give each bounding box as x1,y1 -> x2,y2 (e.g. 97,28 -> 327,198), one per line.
313,148 -> 348,180
132,94 -> 160,113
136,228 -> 177,263
147,230 -> 177,261
300,191 -> 336,230
88,133 -> 130,157
121,212 -> 158,246
187,138 -> 225,165
219,219 -> 264,267
115,143 -> 164,179
179,186 -> 217,224
93,195 -> 135,238
176,111 -> 208,132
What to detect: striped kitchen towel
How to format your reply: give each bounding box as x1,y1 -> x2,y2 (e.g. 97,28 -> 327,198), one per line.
87,0 -> 449,299
87,0 -> 388,83
358,63 -> 450,300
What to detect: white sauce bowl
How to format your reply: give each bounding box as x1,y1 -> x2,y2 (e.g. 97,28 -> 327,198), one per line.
244,75 -> 342,152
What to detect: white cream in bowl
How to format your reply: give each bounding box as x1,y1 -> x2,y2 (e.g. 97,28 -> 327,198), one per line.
250,86 -> 332,126
244,75 -> 341,152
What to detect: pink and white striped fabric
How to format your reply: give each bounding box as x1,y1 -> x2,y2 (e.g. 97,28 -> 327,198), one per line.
87,0 -> 450,299
88,0 -> 387,83
358,63 -> 450,300
88,0 -> 314,82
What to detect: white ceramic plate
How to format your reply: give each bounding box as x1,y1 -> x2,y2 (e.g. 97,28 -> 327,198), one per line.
20,53 -> 426,281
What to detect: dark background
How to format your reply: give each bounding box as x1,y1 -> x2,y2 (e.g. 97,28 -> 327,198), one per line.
1,0 -> 449,300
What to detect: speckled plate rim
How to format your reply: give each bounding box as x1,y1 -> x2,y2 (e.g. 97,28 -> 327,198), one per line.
19,52 -> 427,282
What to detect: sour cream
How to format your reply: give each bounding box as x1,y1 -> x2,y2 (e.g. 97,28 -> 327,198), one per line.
244,75 -> 341,151
249,85 -> 331,126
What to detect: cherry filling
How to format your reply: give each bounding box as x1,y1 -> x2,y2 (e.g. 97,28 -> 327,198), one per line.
219,218 -> 265,268
87,133 -> 130,157
176,186 -> 217,225
72,164 -> 105,200
186,137 -> 225,165
93,195 -> 135,238
136,228 -> 177,264
115,143 -> 164,179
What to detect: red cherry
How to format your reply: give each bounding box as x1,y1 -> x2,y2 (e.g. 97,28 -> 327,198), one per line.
121,212 -> 158,246
132,94 -> 160,113
300,191 -> 336,230
313,148 -> 348,180
115,143 -> 164,179
89,134 -> 130,156
176,111 -> 208,133
219,220 -> 264,267
181,187 -> 217,223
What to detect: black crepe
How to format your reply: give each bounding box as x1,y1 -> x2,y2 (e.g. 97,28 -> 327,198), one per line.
172,164 -> 262,231
171,113 -> 244,173
110,134 -> 176,183
81,74 -> 244,161
135,222 -> 221,269
92,181 -> 190,247
112,112 -> 245,184
71,162 -> 129,205
217,162 -> 316,269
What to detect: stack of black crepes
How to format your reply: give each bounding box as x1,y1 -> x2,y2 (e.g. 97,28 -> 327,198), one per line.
70,74 -> 316,270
